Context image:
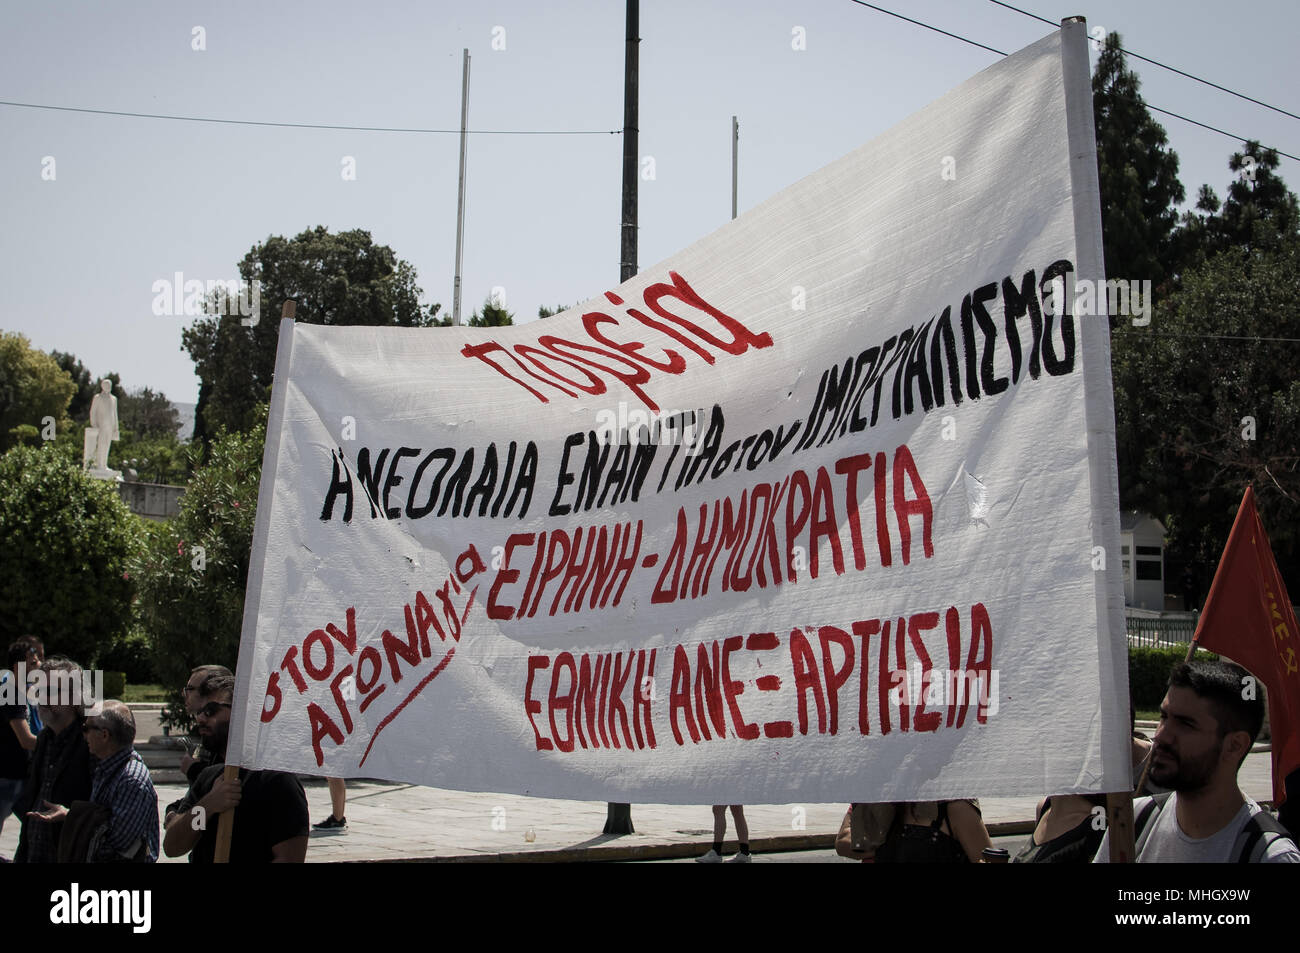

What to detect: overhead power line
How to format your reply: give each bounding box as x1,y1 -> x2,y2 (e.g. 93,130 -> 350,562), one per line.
0,100 -> 620,135
847,0 -> 1006,55
845,0 -> 1298,163
1142,104 -> 1299,163
988,0 -> 1300,123
7,5 -> 1297,161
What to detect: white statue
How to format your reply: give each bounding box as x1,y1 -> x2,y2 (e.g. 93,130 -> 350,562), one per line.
87,379 -> 120,474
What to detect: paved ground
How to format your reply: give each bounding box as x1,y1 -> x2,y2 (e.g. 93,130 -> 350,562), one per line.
1,710 -> 1279,863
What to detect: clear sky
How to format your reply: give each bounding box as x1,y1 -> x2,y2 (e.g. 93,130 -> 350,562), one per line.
2,0 -> 1296,405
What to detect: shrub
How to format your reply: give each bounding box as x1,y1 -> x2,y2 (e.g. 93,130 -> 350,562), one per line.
97,629 -> 158,684
134,415 -> 263,689
1128,645 -> 1219,711
101,671 -> 126,700
0,444 -> 141,663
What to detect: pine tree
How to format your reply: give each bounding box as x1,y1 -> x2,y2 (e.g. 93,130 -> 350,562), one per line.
1095,31 -> 1189,537
1092,32 -> 1185,290
1198,141 -> 1300,257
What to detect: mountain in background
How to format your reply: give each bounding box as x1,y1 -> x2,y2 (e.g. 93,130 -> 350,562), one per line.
170,401 -> 195,443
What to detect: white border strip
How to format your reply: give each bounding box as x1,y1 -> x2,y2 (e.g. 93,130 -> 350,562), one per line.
227,317 -> 296,758
1061,18 -> 1131,787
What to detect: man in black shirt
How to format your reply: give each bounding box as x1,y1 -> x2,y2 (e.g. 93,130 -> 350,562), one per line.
162,672 -> 309,863
13,658 -> 93,863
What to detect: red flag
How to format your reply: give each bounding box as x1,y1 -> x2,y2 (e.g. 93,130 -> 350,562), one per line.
1193,485 -> 1300,805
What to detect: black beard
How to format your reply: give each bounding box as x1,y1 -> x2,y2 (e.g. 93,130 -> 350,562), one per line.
1152,744 -> 1217,793
204,720 -> 230,759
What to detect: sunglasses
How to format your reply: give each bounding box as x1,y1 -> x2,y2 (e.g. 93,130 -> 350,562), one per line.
196,701 -> 232,719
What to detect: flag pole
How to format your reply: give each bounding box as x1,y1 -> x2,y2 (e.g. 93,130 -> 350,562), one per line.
605,0 -> 639,838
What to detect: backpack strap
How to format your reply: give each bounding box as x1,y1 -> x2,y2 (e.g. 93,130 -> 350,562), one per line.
1133,793 -> 1172,857
934,801 -> 949,832
1232,808 -> 1296,863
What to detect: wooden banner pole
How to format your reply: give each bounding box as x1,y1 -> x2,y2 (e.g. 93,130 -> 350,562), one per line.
212,764 -> 240,863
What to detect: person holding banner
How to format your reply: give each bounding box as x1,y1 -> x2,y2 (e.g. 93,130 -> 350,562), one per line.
163,672 -> 309,863
163,665 -> 230,827
178,665 -> 230,782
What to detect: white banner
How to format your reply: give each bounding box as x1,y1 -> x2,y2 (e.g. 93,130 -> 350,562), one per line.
230,23 -> 1130,804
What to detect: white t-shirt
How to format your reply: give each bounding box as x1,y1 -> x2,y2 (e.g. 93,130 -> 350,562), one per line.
1094,794 -> 1300,863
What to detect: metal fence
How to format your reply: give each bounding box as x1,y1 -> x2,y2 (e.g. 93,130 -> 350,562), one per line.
1125,611 -> 1198,649
1125,607 -> 1300,649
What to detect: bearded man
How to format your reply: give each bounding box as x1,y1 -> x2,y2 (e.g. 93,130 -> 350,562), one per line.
162,671 -> 309,863
1095,661 -> 1298,863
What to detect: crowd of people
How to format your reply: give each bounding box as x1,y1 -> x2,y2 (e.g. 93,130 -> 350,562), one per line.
817,660 -> 1298,864
1,646 -> 317,863
3,641 -> 1296,864
2,639 -> 158,862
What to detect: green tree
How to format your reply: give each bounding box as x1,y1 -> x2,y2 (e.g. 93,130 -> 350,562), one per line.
182,227 -> 441,445
1117,144 -> 1300,594
435,296 -> 515,328
537,303 -> 572,319
0,444 -> 141,663
119,386 -> 181,440
114,434 -> 193,485
51,351 -> 96,422
0,332 -> 76,451
1093,31 -> 1190,547
133,413 -> 264,688
112,386 -> 189,484
1188,142 -> 1300,261
1092,32 -> 1185,291
1113,237 -> 1300,590
471,297 -> 513,327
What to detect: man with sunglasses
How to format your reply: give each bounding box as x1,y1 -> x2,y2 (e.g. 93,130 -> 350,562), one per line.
180,665 -> 231,781
161,664 -> 232,826
163,671 -> 309,862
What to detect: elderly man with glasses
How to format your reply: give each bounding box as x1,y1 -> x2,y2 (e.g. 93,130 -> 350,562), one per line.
28,701 -> 159,862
